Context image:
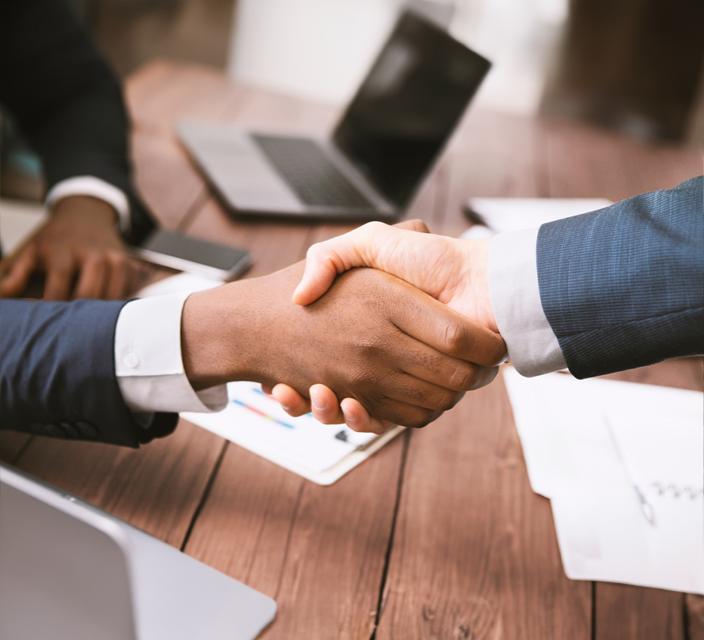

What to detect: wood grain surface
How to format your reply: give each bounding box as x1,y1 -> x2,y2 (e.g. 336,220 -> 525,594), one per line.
1,61 -> 701,640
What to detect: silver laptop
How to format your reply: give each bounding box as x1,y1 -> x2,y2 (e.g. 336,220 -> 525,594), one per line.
178,10 -> 490,222
0,463 -> 276,640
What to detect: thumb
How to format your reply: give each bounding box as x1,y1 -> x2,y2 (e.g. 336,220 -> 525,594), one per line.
292,221 -> 390,305
393,218 -> 430,234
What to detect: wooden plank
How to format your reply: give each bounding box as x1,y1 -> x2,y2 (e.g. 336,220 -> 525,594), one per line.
543,117 -> 702,202
595,584 -> 684,640
442,110 -> 544,235
13,421 -> 224,546
376,377 -> 592,639
131,129 -> 208,229
0,432 -> 31,464
686,594 -> 704,640
186,435 -> 406,639
126,61 -> 261,229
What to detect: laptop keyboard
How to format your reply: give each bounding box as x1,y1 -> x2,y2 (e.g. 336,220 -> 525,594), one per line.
252,134 -> 373,209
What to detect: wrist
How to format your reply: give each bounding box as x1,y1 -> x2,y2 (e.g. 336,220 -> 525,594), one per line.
52,195 -> 119,228
181,279 -> 268,389
455,237 -> 499,334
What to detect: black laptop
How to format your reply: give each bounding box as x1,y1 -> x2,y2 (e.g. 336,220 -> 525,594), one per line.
178,10 -> 491,221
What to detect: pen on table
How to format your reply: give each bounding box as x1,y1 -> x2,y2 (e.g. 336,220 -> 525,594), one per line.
604,415 -> 657,527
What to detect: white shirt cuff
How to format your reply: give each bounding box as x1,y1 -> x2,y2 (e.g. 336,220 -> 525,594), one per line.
488,227 -> 567,376
114,293 -> 228,414
46,176 -> 131,235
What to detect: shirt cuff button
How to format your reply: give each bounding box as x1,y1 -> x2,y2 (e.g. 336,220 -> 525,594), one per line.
124,351 -> 140,369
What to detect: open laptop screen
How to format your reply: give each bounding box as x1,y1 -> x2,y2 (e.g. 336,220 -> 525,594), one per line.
333,11 -> 490,209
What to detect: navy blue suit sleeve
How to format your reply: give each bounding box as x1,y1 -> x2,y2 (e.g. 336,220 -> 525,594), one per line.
0,300 -> 177,447
537,176 -> 704,378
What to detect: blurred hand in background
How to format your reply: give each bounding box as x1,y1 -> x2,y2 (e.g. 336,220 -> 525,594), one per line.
0,196 -> 144,300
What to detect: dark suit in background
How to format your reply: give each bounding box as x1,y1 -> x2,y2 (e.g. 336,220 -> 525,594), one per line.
0,1 -> 174,446
0,0 -> 154,243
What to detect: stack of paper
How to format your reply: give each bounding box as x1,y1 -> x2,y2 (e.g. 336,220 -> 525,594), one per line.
463,197 -> 613,234
504,368 -> 704,594
0,198 -> 46,256
140,273 -> 403,485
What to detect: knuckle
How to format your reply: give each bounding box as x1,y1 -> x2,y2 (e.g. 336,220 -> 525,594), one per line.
305,242 -> 325,260
108,250 -> 127,264
356,334 -> 384,358
442,321 -> 467,354
408,218 -> 429,232
451,363 -> 477,390
362,220 -> 386,235
404,410 -> 435,429
436,389 -> 458,411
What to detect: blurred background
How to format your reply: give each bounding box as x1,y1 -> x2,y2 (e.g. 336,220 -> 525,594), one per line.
3,0 -> 703,199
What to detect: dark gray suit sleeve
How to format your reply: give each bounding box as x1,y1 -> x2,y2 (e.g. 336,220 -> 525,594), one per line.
537,176 -> 704,378
0,299 -> 177,447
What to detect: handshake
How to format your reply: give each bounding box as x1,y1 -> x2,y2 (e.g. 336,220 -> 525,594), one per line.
181,221 -> 507,433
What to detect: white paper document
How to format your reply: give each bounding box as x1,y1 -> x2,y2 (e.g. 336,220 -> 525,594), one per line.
0,198 -> 47,256
184,382 -> 403,485
463,197 -> 613,235
503,368 -> 704,594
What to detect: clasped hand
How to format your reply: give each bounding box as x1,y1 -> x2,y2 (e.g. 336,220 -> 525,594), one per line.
265,220 -> 506,432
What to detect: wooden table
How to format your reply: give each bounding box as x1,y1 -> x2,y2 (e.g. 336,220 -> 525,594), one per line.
1,61 -> 702,639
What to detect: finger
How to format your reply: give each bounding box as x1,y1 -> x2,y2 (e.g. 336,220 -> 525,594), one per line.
387,329 -> 486,392
399,347 -> 479,392
340,398 -> 392,434
381,371 -> 464,412
292,221 -> 391,306
468,365 -> 501,390
104,253 -> 131,299
309,384 -> 345,424
271,384 -> 311,417
360,397 -> 437,430
43,254 -> 76,300
261,384 -> 274,396
0,243 -> 38,297
392,293 -> 507,366
393,218 -> 430,233
74,254 -> 108,299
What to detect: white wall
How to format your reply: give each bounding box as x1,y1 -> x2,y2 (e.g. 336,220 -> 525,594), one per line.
228,0 -> 567,114
228,0 -> 454,104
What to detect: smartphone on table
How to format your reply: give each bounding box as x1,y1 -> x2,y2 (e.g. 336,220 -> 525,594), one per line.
132,229 -> 251,281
